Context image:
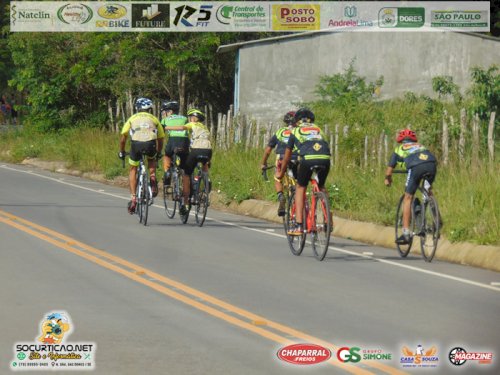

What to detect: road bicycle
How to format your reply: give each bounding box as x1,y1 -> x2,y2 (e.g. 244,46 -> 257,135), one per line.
286,165 -> 332,261
122,151 -> 154,226
190,155 -> 211,227
393,170 -> 441,262
163,148 -> 187,221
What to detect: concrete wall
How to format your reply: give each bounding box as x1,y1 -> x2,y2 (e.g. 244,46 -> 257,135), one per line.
236,32 -> 500,123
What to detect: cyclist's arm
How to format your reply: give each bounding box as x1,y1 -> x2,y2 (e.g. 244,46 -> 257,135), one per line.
119,121 -> 130,153
385,152 -> 399,186
261,146 -> 273,170
278,148 -> 292,179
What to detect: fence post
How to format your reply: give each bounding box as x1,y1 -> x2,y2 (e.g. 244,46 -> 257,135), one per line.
334,124 -> 339,167
488,111 -> 496,162
472,113 -> 480,167
384,133 -> 388,165
226,109 -> 232,150
459,108 -> 466,162
442,110 -> 449,166
364,135 -> 368,168
378,132 -> 384,166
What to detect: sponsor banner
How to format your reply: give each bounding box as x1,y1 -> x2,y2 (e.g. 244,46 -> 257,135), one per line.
10,311 -> 96,371
448,347 -> 494,367
400,344 -> 439,368
10,2 -> 491,32
277,343 -> 331,365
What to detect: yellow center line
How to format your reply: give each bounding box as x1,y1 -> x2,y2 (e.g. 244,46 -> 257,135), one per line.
0,209 -> 407,375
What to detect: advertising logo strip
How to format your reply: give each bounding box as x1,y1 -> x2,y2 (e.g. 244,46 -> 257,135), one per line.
10,2 -> 491,32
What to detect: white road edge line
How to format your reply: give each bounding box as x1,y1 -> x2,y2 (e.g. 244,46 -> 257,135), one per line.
2,164 -> 499,293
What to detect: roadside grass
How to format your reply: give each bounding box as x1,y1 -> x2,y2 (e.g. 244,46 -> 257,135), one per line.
1,127 -> 498,245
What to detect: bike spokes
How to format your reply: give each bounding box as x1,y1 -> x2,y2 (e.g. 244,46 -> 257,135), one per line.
420,197 -> 440,262
311,192 -> 331,261
285,194 -> 306,256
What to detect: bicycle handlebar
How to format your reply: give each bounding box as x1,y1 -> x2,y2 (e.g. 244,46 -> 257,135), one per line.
261,165 -> 275,182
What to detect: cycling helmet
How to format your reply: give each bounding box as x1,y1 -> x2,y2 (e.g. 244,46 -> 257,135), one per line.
161,100 -> 179,112
135,97 -> 153,111
294,108 -> 315,123
187,108 -> 205,122
397,129 -> 417,143
283,111 -> 296,126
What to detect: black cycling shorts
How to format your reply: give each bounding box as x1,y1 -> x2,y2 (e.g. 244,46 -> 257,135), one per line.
296,159 -> 330,187
405,162 -> 436,194
165,137 -> 190,169
184,149 -> 212,176
130,140 -> 156,166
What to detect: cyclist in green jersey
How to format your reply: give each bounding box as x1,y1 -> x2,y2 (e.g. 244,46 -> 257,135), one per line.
260,111 -> 298,216
276,108 -> 331,235
166,108 -> 212,216
160,101 -> 189,186
118,98 -> 165,214
385,129 -> 437,244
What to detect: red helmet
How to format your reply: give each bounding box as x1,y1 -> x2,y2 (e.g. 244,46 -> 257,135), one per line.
397,129 -> 417,143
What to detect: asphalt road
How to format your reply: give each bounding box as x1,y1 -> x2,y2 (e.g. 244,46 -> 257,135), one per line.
1,163 -> 499,374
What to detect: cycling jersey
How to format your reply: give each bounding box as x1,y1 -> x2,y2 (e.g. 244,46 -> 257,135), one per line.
388,141 -> 436,170
286,124 -> 331,161
268,126 -> 298,160
121,112 -> 164,142
185,122 -> 212,149
161,115 -> 188,138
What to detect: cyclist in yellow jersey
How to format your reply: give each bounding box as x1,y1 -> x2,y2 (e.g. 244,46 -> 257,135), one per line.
385,129 -> 437,244
276,108 -> 331,235
166,108 -> 212,216
260,111 -> 298,216
118,98 -> 165,214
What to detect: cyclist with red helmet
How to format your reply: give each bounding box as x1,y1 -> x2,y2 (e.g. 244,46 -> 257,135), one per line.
385,129 -> 437,244
260,111 -> 299,216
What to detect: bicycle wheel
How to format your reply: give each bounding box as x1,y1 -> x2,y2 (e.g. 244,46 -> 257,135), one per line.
285,193 -> 306,256
395,195 -> 413,257
163,170 -> 176,219
195,173 -> 209,227
136,174 -> 144,224
420,196 -> 440,262
311,191 -> 331,261
141,170 -> 150,226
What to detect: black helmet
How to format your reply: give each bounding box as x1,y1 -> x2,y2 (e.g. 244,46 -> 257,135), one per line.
294,108 -> 315,123
283,111 -> 296,126
161,100 -> 180,112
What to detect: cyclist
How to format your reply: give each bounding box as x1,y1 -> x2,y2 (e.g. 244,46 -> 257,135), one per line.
160,100 -> 189,187
260,111 -> 299,216
276,108 -> 331,235
384,129 -> 437,244
167,108 -> 212,216
118,98 -> 165,214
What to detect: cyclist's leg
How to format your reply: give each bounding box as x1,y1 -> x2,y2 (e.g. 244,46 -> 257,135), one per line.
316,160 -> 332,230
128,141 -> 142,213
182,150 -> 197,207
400,166 -> 421,242
144,141 -> 158,197
275,156 -> 286,216
163,140 -> 175,184
289,161 -> 312,234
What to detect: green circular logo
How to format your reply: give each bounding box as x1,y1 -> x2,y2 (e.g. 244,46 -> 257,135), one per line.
17,352 -> 26,360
